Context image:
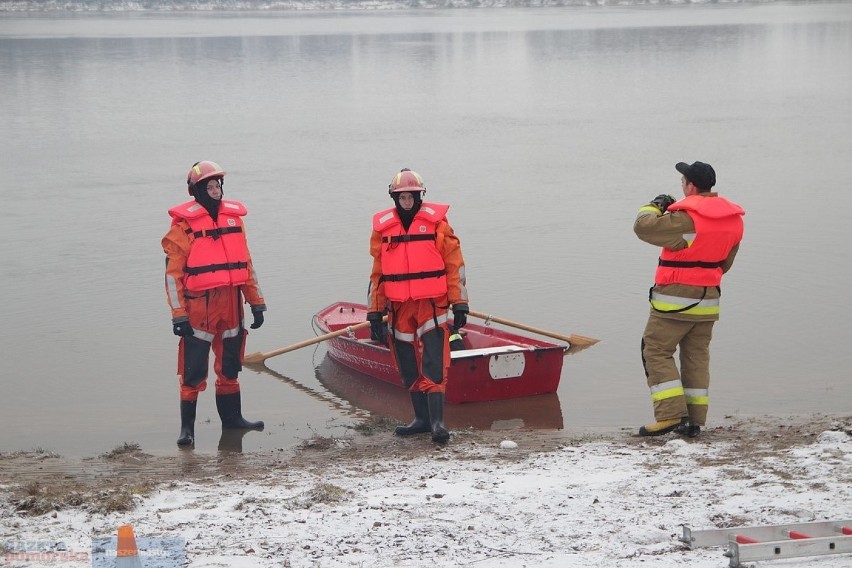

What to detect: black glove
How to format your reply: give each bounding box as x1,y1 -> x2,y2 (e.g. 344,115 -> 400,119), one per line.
650,194 -> 676,214
452,304 -> 469,329
173,321 -> 194,337
367,311 -> 387,345
249,309 -> 265,330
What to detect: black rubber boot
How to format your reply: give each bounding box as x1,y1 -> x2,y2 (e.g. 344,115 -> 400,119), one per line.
177,400 -> 197,447
427,392 -> 450,443
395,392 -> 431,436
675,418 -> 702,438
215,392 -> 264,430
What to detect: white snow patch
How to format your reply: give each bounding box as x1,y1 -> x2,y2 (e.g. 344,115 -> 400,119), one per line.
2,430 -> 852,568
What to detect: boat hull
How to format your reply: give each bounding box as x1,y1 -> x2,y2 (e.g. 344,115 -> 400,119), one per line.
314,302 -> 566,404
314,354 -> 564,429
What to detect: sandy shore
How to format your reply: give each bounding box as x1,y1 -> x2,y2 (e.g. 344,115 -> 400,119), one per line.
1,413 -> 850,567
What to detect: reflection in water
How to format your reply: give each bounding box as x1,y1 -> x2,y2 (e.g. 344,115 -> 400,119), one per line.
250,358 -> 371,417
218,428 -> 251,454
251,354 -> 563,430
313,355 -> 564,431
251,353 -> 562,431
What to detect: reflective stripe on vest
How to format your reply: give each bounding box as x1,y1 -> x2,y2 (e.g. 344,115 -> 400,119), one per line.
650,379 -> 685,402
650,291 -> 720,316
373,203 -> 450,302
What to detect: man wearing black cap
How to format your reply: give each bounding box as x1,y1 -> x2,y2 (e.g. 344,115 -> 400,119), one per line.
633,161 -> 745,438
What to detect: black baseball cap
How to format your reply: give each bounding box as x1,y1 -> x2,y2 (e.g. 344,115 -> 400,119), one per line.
676,161 -> 716,192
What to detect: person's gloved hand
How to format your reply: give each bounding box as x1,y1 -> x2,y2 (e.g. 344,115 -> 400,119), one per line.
367,311 -> 387,345
249,309 -> 265,330
650,194 -> 676,214
173,321 -> 194,337
452,303 -> 469,329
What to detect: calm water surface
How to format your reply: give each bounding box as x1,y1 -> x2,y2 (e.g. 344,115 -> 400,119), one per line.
1,3 -> 851,456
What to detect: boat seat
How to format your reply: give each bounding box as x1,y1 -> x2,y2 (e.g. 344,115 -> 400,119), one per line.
352,339 -> 539,359
450,345 -> 529,359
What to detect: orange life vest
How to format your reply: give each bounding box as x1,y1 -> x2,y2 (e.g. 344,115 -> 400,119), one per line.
168,200 -> 251,292
373,202 -> 450,301
656,195 -> 745,286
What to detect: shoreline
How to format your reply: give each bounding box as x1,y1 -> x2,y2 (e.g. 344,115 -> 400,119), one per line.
2,413 -> 850,567
1,412 -> 848,503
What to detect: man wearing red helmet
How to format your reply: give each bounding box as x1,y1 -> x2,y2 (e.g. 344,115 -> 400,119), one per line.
162,161 -> 267,448
367,168 -> 470,443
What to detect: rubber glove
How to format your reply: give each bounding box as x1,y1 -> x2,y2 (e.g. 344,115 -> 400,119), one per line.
367,311 -> 387,345
250,309 -> 265,329
173,321 -> 194,337
452,303 -> 469,329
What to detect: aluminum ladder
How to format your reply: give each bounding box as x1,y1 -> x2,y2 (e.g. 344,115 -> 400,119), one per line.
681,520 -> 852,567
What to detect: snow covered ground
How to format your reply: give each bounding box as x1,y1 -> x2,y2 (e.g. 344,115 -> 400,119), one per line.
1,414 -> 851,567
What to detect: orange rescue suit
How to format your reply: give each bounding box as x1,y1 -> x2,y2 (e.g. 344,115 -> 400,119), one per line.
368,202 -> 468,394
163,199 -> 265,401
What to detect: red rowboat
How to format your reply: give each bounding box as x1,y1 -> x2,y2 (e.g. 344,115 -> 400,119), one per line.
313,355 -> 565,429
312,301 -> 568,404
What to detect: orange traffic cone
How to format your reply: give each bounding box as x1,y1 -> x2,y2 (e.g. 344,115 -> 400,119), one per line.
116,524 -> 144,568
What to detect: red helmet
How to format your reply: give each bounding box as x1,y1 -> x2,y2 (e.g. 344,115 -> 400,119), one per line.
388,168 -> 425,195
186,161 -> 225,194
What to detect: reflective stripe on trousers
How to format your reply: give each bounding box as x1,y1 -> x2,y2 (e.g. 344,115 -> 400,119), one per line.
177,286 -> 247,401
388,298 -> 451,394
650,379 -> 684,402
642,316 -> 714,425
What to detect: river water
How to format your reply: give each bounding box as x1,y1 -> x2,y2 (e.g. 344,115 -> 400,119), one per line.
1,2 -> 850,456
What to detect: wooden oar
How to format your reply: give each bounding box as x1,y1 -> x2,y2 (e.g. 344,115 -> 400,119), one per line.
244,320 -> 373,365
467,310 -> 599,347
